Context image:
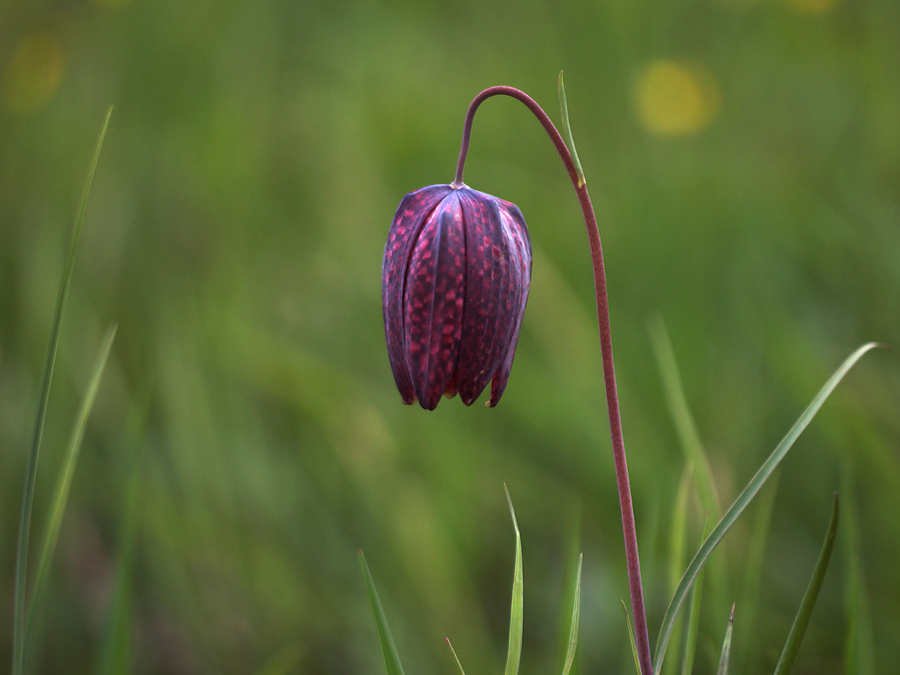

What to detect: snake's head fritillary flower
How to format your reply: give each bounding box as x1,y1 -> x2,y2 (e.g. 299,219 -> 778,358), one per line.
383,183 -> 532,410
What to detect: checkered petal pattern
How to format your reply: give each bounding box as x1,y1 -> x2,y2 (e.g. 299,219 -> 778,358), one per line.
383,184 -> 532,410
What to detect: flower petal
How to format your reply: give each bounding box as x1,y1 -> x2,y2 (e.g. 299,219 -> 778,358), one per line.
383,185 -> 452,404
488,200 -> 532,406
455,189 -> 511,405
403,193 -> 467,410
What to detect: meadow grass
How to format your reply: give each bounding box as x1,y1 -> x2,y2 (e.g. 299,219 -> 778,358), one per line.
4,2 -> 897,672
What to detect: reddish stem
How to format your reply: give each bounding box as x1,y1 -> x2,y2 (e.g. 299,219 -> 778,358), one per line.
455,86 -> 653,675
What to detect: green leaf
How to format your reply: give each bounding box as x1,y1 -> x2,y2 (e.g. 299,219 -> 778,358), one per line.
840,463 -> 875,675
668,466 -> 692,595
648,316 -> 720,518
773,493 -> 840,675
715,605 -> 735,675
653,342 -> 880,674
736,474 -> 780,674
24,324 -> 117,671
664,466 -> 691,675
12,105 -> 113,675
558,72 -> 585,188
95,400 -> 148,675
360,552 -> 406,675
621,600 -> 641,675
680,514 -> 712,675
560,554 -> 583,675
504,484 -> 524,675
556,500 -> 581,675
651,317 -> 729,628
447,639 -> 467,675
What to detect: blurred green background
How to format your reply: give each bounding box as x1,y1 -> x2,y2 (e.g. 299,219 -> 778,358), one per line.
1,0 -> 898,673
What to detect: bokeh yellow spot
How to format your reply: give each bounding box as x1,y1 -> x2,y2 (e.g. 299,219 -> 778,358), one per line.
635,60 -> 721,137
788,0 -> 839,13
4,32 -> 65,113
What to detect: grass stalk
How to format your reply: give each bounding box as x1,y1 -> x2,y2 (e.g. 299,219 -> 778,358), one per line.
360,551 -> 406,675
653,342 -> 879,673
24,325 -> 117,671
503,485 -> 524,675
560,554 -> 583,675
12,106 -> 113,675
773,493 -> 840,675
680,514 -> 712,675
715,605 -> 735,675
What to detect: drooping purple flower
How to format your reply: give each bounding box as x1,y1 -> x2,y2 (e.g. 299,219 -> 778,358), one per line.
383,183 -> 532,410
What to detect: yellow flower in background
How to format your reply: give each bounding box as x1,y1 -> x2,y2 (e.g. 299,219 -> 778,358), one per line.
635,60 -> 721,136
4,32 -> 65,113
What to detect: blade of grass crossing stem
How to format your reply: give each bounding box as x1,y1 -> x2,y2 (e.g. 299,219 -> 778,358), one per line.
12,105 -> 113,675
621,600 -> 641,675
504,484 -> 524,675
653,343 -> 880,674
447,639 -> 467,675
24,325 -> 117,671
773,493 -> 840,675
359,552 -> 406,675
557,72 -> 585,188
681,514 -> 712,675
664,466 -> 691,675
716,605 -> 735,675
560,554 -> 583,675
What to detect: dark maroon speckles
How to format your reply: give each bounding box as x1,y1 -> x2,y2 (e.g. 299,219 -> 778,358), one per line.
383,184 -> 532,410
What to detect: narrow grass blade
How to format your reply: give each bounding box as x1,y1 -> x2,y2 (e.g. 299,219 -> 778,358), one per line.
504,484 -> 524,675
840,463 -> 875,675
447,639 -> 467,675
715,605 -> 735,675
737,473 -> 780,674
12,105 -> 113,675
558,72 -> 585,188
556,500 -> 581,674
24,324 -> 117,671
621,600 -> 641,675
680,514 -> 712,675
650,317 -> 728,620
359,552 -> 406,675
95,408 -> 144,675
773,493 -> 840,675
560,554 -> 583,675
664,466 -> 691,675
668,466 -> 692,595
653,343 -> 879,673
648,317 -> 720,517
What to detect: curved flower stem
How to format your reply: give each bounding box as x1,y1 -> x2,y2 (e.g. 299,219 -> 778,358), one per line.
455,86 -> 653,675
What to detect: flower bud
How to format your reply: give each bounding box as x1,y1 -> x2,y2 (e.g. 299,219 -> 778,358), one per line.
383,184 -> 532,410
